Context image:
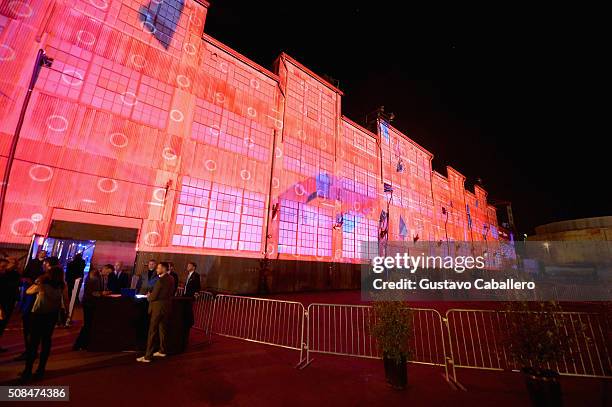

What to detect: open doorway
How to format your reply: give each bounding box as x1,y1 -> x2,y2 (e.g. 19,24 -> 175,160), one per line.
27,235 -> 96,275
41,238 -> 96,274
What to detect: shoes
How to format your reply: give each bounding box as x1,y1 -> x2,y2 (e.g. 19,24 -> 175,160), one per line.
136,356 -> 151,363
14,352 -> 37,361
17,370 -> 32,383
32,370 -> 44,380
152,352 -> 167,358
13,353 -> 27,361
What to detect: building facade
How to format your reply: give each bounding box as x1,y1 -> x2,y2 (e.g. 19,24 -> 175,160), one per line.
0,0 -> 499,292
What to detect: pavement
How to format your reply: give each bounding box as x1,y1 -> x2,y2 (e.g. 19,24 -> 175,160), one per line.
0,294 -> 609,406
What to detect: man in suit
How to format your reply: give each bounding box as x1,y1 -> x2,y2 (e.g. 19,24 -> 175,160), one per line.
138,259 -> 158,294
73,267 -> 104,350
107,262 -> 129,294
182,262 -> 200,349
137,262 -> 175,363
66,253 -> 86,299
183,262 -> 201,297
168,262 -> 179,296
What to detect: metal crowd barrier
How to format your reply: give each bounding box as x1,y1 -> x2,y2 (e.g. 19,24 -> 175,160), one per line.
183,294 -> 611,387
445,309 -> 612,385
192,291 -> 216,339
301,303 -> 448,380
212,294 -> 306,361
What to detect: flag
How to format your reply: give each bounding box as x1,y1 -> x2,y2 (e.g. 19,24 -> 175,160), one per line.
379,210 -> 388,224
380,121 -> 390,142
378,210 -> 388,238
399,216 -> 408,238
383,182 -> 393,193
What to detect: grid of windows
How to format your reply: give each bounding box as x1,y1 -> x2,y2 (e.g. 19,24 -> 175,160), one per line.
82,55 -> 140,118
172,176 -> 264,251
205,183 -> 241,250
283,136 -> 331,176
278,199 -> 333,256
342,214 -> 378,259
191,98 -> 271,162
132,75 -> 172,128
37,43 -> 89,101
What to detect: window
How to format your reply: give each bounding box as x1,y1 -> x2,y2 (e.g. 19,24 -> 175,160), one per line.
173,176 -> 264,252
278,199 -> 333,256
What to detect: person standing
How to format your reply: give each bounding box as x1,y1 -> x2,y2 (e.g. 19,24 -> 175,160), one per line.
15,255 -> 57,361
65,253 -> 85,299
182,262 -> 200,349
0,257 -> 20,352
138,259 -> 158,294
107,263 -> 129,294
137,262 -> 175,363
23,250 -> 46,283
168,262 -> 179,296
183,262 -> 201,297
73,268 -> 103,350
19,265 -> 68,381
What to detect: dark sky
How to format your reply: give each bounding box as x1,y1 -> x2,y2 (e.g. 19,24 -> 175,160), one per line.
203,1 -> 608,234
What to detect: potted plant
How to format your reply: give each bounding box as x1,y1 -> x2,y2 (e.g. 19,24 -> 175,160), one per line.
370,301 -> 413,389
504,301 -> 579,407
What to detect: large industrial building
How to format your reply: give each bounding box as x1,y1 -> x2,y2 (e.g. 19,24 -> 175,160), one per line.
0,0 -> 500,293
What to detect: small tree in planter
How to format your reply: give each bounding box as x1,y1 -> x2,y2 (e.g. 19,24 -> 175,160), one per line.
370,301 -> 413,390
504,301 -> 582,406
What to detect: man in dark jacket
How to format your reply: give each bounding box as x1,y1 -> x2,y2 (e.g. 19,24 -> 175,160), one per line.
0,257 -> 20,352
106,264 -> 129,294
183,262 -> 201,297
23,250 -> 46,283
73,268 -> 104,350
14,252 -> 51,361
168,262 -> 179,296
137,262 -> 175,362
65,253 -> 85,299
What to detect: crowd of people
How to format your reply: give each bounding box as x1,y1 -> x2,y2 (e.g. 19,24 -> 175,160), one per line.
0,250 -> 203,382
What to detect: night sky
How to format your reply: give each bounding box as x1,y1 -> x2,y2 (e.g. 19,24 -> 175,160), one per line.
203,1 -> 608,234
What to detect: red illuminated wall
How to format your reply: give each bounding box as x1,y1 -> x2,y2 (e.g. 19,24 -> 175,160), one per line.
0,0 -> 499,264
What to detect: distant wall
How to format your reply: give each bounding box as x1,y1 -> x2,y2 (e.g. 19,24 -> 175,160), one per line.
135,251 -> 360,294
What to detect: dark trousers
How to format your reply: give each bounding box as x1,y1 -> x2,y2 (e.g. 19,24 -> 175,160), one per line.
74,304 -> 93,349
24,312 -> 57,374
67,279 -> 75,301
21,311 -> 32,352
0,298 -> 16,336
145,309 -> 169,359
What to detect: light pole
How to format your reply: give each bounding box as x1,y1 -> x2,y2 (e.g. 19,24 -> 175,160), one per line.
0,49 -> 53,231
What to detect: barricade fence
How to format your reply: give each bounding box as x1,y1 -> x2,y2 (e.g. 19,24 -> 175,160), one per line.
186,293 -> 611,386
302,304 -> 448,379
445,309 -> 612,383
192,291 -> 216,339
211,295 -> 305,359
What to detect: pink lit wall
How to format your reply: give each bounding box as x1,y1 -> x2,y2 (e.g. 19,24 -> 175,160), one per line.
0,0 -> 499,264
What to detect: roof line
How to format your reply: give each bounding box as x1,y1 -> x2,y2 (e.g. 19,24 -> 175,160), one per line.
383,120 -> 434,157
278,53 -> 344,96
201,33 -> 279,82
341,116 -> 378,139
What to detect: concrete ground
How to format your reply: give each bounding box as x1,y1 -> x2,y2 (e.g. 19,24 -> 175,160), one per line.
0,295 -> 609,406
